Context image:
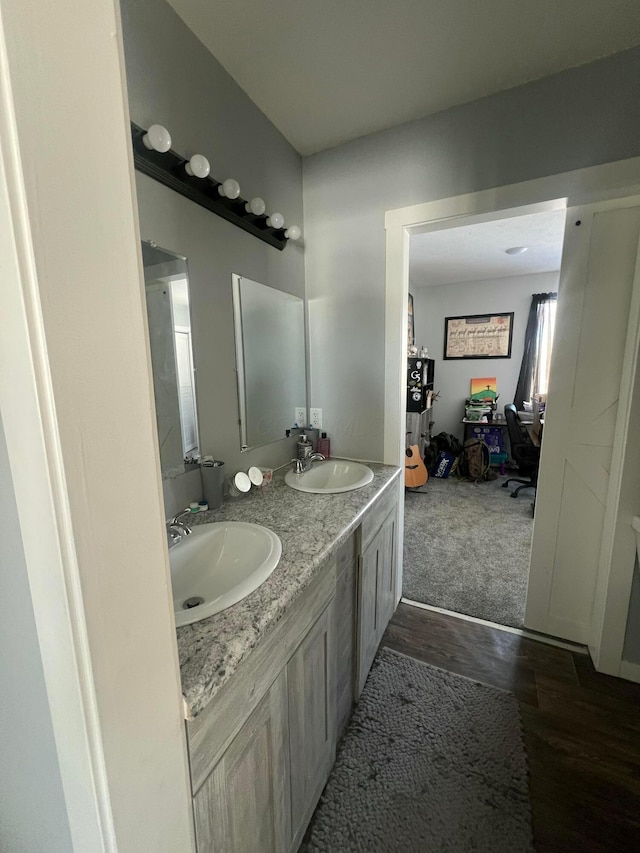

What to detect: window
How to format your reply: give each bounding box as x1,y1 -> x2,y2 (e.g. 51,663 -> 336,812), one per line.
514,292 -> 558,408
533,297 -> 557,398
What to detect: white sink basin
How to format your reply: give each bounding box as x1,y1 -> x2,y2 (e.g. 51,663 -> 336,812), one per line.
170,522 -> 282,627
285,459 -> 374,494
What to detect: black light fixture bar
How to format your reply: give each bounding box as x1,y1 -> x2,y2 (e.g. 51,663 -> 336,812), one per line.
130,123 -> 287,251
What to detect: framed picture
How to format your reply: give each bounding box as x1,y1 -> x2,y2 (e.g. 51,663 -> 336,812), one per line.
444,312 -> 514,360
408,293 -> 415,347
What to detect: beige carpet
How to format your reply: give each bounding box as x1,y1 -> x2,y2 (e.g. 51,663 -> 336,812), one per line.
402,476 -> 533,628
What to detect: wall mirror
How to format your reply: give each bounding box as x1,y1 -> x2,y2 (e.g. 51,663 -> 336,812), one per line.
232,274 -> 307,450
142,242 -> 200,478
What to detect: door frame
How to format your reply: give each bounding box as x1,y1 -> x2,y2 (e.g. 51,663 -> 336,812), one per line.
0,0 -> 195,848
0,19 -> 114,849
384,156 -> 640,675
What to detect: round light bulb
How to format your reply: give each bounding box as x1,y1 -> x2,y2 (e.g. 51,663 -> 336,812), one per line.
267,212 -> 284,230
218,178 -> 241,199
285,225 -> 301,241
142,124 -> 172,153
245,197 -> 266,216
185,154 -> 210,178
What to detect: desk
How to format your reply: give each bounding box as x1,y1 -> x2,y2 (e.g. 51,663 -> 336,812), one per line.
524,418 -> 544,447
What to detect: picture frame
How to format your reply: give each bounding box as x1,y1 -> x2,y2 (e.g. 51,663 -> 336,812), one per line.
408,293 -> 415,347
444,312 -> 514,360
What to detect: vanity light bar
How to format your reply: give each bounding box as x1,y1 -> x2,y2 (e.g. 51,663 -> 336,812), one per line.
130,123 -> 290,251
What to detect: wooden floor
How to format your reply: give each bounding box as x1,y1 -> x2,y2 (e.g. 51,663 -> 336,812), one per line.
382,603 -> 640,852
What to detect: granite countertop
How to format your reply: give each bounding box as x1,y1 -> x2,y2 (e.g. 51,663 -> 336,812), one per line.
177,462 -> 401,719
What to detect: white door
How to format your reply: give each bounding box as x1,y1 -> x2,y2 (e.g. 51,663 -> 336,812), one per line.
526,197 -> 640,644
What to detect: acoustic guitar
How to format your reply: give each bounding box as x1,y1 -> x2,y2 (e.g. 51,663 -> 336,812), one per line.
405,444 -> 428,489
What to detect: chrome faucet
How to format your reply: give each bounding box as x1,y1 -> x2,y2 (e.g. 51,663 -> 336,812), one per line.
290,452 -> 325,474
171,507 -> 194,529
166,508 -> 193,548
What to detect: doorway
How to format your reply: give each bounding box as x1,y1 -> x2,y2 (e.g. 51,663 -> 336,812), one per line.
402,206 -> 566,629
384,164 -> 640,677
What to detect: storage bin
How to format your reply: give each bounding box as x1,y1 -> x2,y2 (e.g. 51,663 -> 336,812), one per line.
470,425 -> 505,455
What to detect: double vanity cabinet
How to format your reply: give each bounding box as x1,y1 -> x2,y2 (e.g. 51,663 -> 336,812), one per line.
177,464 -> 402,853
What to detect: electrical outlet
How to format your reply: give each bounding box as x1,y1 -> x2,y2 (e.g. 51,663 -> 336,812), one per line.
294,407 -> 306,428
309,408 -> 322,429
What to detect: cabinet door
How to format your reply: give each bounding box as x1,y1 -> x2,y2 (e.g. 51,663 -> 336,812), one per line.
287,599 -> 336,846
357,508 -> 399,696
357,531 -> 381,696
193,669 -> 290,853
335,556 -> 357,740
376,509 -> 397,641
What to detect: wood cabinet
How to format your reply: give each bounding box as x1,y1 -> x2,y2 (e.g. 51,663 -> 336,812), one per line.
357,500 -> 399,696
287,602 -> 336,848
377,507 -> 398,634
186,475 -> 400,852
335,537 -> 357,740
358,537 -> 381,696
193,670 -> 291,853
188,571 -> 336,853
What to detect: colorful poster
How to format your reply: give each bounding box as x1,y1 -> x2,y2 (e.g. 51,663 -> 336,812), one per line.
470,377 -> 497,401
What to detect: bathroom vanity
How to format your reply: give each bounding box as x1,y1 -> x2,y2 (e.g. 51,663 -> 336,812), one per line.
176,463 -> 402,852
140,237 -> 402,850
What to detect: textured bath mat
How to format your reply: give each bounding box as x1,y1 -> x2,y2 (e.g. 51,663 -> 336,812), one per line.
303,648 -> 533,853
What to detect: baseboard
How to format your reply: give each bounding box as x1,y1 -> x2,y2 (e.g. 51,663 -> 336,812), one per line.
400,598 -> 589,655
619,660 -> 640,683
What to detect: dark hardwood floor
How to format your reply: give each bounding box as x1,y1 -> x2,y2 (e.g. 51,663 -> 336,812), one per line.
382,603 -> 640,852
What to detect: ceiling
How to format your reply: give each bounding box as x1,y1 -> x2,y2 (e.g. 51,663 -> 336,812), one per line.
410,209 -> 566,287
167,0 -> 640,155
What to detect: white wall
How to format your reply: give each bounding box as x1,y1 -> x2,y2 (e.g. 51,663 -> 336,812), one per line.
412,271 -> 559,438
1,0 -> 195,847
121,0 -> 305,516
0,417 -> 72,852
303,46 -> 640,461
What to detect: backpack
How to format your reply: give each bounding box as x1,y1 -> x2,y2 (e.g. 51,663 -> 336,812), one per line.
458,438 -> 493,482
425,432 -> 463,473
433,431 -> 463,457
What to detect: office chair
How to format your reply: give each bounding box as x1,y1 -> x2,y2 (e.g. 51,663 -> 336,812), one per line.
503,403 -> 540,498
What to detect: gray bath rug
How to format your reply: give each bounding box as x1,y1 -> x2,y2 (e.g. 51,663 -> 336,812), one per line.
303,648 -> 533,853
403,476 -> 533,628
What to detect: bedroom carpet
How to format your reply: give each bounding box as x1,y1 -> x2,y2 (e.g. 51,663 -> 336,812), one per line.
402,475 -> 533,628
302,647 -> 533,853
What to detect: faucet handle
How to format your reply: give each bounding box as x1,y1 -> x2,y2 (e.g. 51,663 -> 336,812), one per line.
291,458 -> 305,474
166,524 -> 183,548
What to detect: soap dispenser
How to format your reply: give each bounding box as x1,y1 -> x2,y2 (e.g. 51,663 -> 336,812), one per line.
317,432 -> 330,459
297,433 -> 313,461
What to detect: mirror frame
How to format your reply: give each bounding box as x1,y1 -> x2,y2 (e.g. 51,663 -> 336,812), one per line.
142,240 -> 200,477
232,273 -> 307,452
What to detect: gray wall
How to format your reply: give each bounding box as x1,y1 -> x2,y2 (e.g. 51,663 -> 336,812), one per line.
121,0 -> 305,516
412,271 -> 559,438
0,416 -> 72,853
303,47 -> 640,461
